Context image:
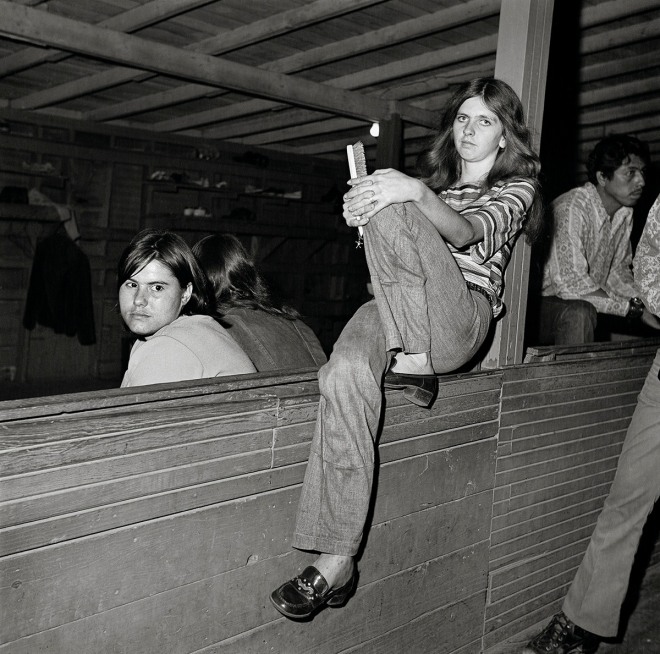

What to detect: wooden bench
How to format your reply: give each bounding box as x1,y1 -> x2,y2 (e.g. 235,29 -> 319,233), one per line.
2,341 -> 659,653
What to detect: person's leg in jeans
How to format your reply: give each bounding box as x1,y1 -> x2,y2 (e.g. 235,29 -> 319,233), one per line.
273,201 -> 492,615
538,296 -> 597,345
293,202 -> 493,561
364,201 -> 492,372
562,348 -> 660,637
293,300 -> 387,558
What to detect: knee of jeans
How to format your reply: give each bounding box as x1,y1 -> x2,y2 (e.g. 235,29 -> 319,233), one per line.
565,299 -> 597,326
319,347 -> 374,397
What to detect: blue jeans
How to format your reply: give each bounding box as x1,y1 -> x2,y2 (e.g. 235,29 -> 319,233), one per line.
562,348 -> 660,637
537,296 -> 598,345
293,202 -> 493,556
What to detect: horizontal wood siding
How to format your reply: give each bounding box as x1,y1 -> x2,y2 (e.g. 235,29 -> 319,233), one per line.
2,343 -> 659,653
0,369 -> 500,654
485,344 -> 659,650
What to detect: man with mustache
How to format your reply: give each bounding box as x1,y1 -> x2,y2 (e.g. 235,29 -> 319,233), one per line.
536,134 -> 660,345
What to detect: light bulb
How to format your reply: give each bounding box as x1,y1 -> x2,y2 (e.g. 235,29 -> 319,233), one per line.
370,122 -> 380,138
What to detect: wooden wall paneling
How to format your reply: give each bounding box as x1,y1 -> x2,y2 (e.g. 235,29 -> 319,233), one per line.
484,345 -> 656,649
0,484 -> 302,644
2,344 -> 659,652
0,371 -> 497,654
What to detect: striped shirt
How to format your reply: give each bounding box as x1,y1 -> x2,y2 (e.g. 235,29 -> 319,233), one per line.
541,182 -> 636,316
633,193 -> 660,315
441,178 -> 536,318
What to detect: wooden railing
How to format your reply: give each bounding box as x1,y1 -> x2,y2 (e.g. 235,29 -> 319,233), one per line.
1,341 -> 659,653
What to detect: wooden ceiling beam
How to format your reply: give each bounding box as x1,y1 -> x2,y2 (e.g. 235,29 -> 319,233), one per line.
94,0 -> 655,130
13,0 -> 386,111
157,34 -> 497,134
0,1 -> 437,128
88,0 -> 499,125
0,0 -> 217,78
265,0 -> 500,74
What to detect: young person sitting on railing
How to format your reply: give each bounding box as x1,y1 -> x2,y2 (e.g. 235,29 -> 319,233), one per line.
270,77 -> 543,620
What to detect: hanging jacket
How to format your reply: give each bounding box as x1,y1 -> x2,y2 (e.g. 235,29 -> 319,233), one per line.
23,231 -> 96,345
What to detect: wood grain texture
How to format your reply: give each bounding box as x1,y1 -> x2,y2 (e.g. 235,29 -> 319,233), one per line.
2,342 -> 659,653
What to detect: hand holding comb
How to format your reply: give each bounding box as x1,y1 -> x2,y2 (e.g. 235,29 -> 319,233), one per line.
346,141 -> 367,248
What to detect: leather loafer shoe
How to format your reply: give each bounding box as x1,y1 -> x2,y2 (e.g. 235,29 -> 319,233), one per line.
384,370 -> 438,408
270,565 -> 356,620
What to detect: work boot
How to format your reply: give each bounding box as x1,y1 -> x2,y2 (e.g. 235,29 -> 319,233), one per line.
522,612 -> 600,653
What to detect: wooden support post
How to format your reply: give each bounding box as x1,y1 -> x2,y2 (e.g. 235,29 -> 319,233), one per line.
375,113 -> 403,170
480,0 -> 554,369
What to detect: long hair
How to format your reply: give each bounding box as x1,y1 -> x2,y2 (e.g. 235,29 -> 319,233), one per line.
417,77 -> 543,242
117,229 -> 213,316
193,233 -> 300,320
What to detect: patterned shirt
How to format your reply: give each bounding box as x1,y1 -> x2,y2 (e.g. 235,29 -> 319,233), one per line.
633,193 -> 660,315
442,178 -> 536,318
541,181 -> 636,316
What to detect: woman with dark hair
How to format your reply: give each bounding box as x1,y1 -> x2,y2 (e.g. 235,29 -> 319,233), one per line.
193,233 -> 326,371
270,77 -> 542,619
118,229 -> 255,387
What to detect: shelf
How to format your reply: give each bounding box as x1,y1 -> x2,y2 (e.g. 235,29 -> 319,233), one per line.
0,203 -> 60,223
143,180 -> 235,195
143,213 -> 352,241
0,168 -> 67,184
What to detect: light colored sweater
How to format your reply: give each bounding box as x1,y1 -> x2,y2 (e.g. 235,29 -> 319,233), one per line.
121,314 -> 256,387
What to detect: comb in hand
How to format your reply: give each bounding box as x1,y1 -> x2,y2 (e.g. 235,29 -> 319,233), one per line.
346,141 -> 368,247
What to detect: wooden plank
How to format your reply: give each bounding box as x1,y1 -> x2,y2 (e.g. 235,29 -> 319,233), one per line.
489,545 -> 586,601
1,484 -> 302,643
273,419 -> 498,469
501,404 -> 635,442
371,440 -> 496,526
1,493 -> 490,649
490,491 -> 612,548
0,2 -> 437,129
500,453 -> 622,503
493,467 -> 617,520
497,429 -> 627,473
99,0 -> 500,129
501,366 -> 649,406
489,514 -> 603,570
0,463 -> 306,556
212,592 -> 486,654
496,442 -> 623,489
0,441 -> 274,527
0,0 -> 219,77
482,0 -> 554,367
491,478 -> 614,536
0,404 -> 278,473
23,0 -> 389,115
0,368 -> 320,421
501,380 -> 642,417
1,419 -> 276,493
505,416 -> 629,456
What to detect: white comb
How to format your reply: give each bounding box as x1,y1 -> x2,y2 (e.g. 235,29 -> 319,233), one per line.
346,141 -> 367,244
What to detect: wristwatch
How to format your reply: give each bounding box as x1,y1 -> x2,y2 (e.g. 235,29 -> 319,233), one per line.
626,296 -> 645,320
